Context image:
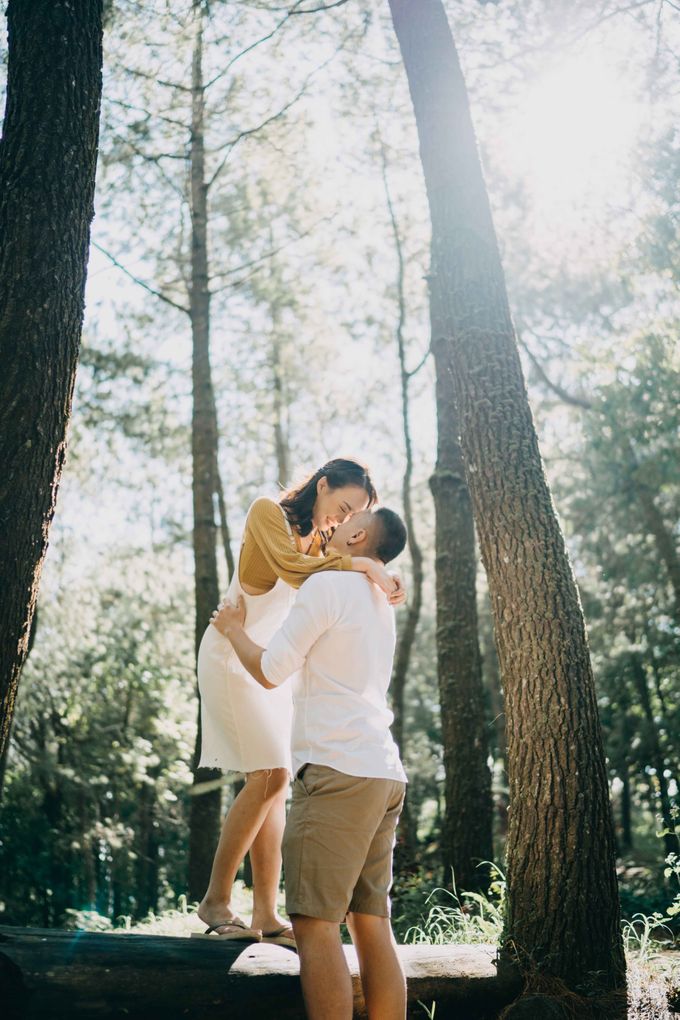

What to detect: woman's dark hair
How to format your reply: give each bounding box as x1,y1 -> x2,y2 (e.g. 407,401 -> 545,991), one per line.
280,458 -> 377,538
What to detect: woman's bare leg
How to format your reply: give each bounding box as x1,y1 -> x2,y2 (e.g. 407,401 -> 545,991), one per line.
197,768 -> 288,931
249,787 -> 289,932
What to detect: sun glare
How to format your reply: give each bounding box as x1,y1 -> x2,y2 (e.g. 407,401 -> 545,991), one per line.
499,50 -> 643,231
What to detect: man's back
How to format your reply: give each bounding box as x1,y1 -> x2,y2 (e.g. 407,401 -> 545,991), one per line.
261,572 -> 406,782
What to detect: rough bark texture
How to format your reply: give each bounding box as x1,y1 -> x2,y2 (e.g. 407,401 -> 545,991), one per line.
429,306 -> 493,893
388,0 -> 624,994
187,0 -> 222,900
0,927 -> 521,1020
0,0 -> 103,760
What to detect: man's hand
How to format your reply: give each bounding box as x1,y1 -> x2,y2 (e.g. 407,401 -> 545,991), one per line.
211,595 -> 246,638
210,596 -> 272,689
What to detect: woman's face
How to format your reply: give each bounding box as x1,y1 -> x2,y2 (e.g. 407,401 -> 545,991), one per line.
312,479 -> 370,533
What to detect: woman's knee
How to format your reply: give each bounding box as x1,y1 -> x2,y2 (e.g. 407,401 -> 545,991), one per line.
246,767 -> 289,798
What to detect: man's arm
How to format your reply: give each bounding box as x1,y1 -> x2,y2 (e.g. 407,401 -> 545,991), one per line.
211,576 -> 338,689
211,597 -> 274,689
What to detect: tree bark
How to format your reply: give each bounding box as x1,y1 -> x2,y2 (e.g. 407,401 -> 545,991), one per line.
429,281 -> 493,892
187,0 -> 222,901
0,927 -> 522,1020
388,0 -> 624,995
0,0 -> 103,762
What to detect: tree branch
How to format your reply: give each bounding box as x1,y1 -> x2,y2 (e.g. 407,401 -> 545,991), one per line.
208,215 -> 331,290
518,335 -> 594,410
92,242 -> 190,315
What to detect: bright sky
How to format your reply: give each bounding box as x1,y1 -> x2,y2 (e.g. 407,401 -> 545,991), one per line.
492,39 -> 646,257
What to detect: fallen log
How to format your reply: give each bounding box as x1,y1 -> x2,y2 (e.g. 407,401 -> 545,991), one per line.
0,926 -> 521,1019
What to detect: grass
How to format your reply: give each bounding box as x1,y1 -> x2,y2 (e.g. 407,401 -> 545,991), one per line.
64,881 -> 287,937
402,865 -> 505,946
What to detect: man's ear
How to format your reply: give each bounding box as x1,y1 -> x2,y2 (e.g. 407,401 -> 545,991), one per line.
346,527 -> 368,548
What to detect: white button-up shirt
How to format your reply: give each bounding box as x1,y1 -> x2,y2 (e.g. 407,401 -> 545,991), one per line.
261,572 -> 407,783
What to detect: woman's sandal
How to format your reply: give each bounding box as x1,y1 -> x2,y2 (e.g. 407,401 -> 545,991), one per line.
191,917 -> 262,942
261,925 -> 297,950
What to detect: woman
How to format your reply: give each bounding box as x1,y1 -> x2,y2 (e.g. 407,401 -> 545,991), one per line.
193,459 -> 403,946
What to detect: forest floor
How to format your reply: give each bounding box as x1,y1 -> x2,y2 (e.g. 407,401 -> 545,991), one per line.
93,885 -> 679,1019
627,953 -> 679,1019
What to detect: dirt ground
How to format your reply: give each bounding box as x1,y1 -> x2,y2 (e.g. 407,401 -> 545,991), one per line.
627,953 -> 680,1019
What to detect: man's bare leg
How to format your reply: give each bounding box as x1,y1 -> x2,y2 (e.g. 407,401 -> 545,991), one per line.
291,915 -> 353,1020
346,912 -> 406,1019
197,768 -> 288,931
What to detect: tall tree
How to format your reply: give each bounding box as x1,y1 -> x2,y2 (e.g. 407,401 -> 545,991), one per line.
378,139 -> 425,865
186,0 -> 224,900
387,0 -> 625,1003
0,0 -> 104,760
429,288 -> 493,893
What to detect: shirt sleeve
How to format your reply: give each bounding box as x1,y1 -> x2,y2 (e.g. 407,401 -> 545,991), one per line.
245,498 -> 352,589
261,576 -> 340,686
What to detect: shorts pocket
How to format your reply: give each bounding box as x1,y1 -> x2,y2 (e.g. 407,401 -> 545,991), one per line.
295,763 -> 325,797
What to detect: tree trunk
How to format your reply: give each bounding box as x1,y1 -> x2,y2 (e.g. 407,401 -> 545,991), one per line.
271,332 -> 290,490
0,0 -> 103,761
379,144 -> 424,868
215,460 -> 235,582
388,0 -> 624,996
187,0 -> 222,902
429,292 -> 493,893
0,927 -> 522,1020
629,654 -> 679,858
268,270 -> 290,489
620,768 -> 633,853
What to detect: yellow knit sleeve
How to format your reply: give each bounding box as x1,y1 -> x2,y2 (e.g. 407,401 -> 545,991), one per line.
244,498 -> 352,590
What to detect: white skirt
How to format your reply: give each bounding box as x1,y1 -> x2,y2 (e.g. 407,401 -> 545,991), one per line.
197,572 -> 295,774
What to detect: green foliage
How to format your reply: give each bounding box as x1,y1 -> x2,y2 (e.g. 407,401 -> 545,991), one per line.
393,866 -> 506,946
0,549 -> 196,927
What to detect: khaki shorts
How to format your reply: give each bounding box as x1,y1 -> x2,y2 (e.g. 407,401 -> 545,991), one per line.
282,763 -> 405,923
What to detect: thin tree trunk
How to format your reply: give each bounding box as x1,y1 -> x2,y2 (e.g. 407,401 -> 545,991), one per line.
629,654 -> 679,858
0,0 -> 103,761
620,768 -> 633,853
429,295 -> 493,893
616,686 -> 634,854
271,327 -> 290,490
388,0 -> 624,997
187,0 -> 222,901
267,261 -> 290,490
379,144 -> 423,867
214,460 -> 235,582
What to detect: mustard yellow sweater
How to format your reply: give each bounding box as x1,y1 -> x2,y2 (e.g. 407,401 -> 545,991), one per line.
239,497 -> 352,592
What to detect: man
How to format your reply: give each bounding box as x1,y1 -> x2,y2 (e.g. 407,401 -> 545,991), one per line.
212,507 -> 408,1020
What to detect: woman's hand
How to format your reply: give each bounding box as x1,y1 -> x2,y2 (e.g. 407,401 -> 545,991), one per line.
387,573 -> 407,606
353,557 -> 407,605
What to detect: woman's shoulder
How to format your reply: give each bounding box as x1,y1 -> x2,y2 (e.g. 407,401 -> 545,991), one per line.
247,496 -> 285,525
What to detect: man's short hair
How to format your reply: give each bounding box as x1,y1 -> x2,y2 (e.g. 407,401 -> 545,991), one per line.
372,508 -> 407,564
